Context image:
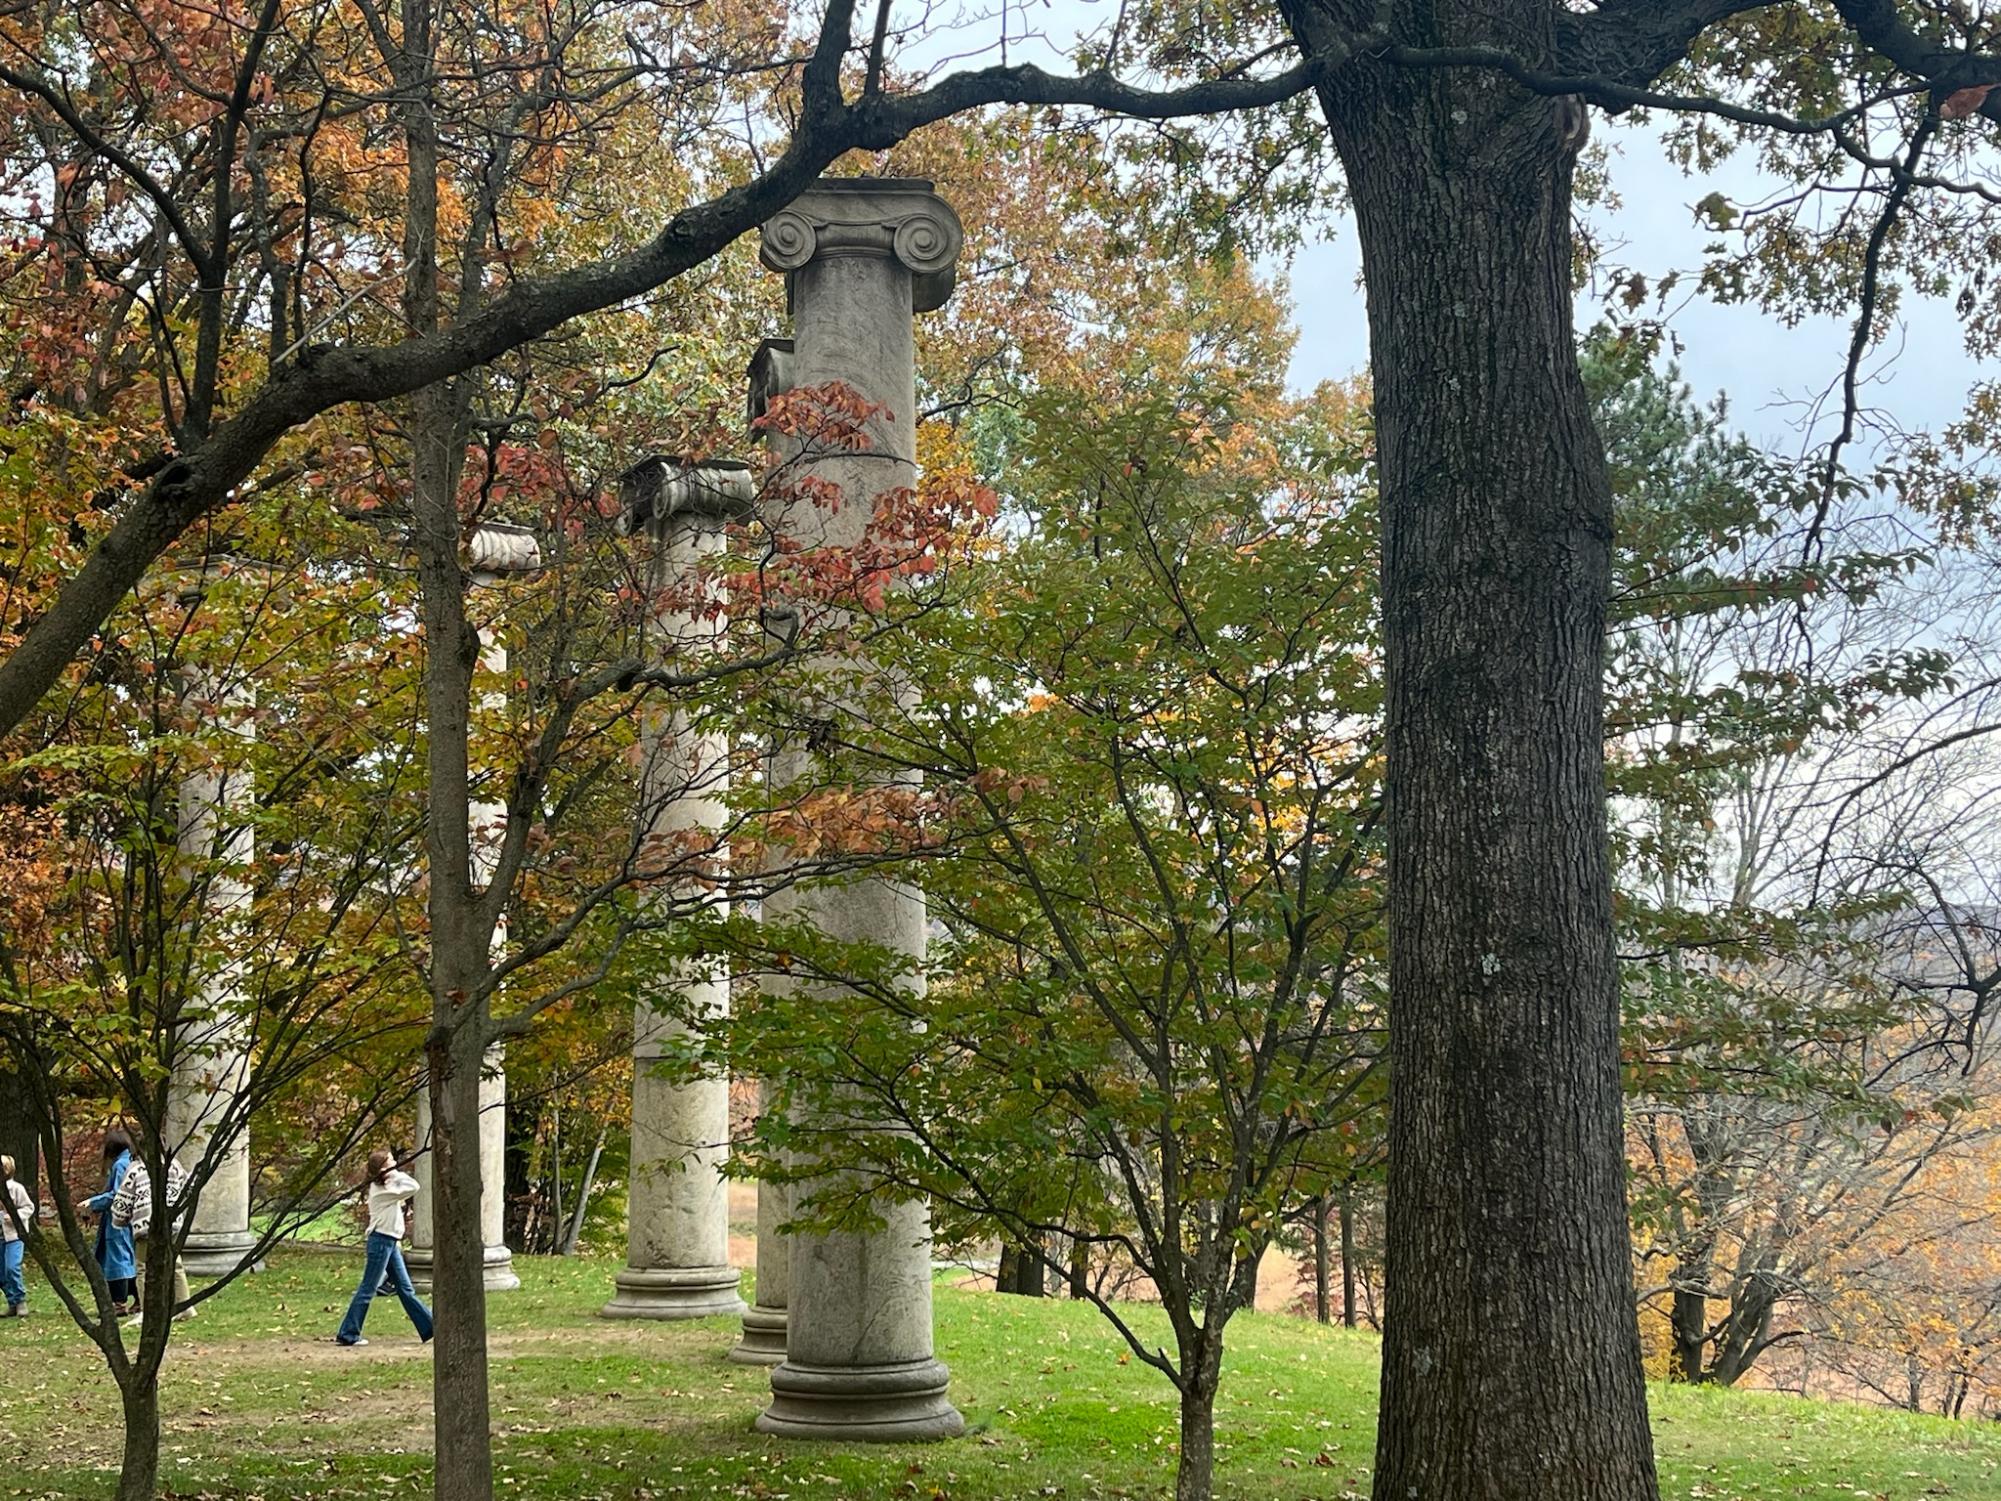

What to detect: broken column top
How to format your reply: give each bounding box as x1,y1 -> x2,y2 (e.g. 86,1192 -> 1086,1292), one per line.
757,177 -> 965,314
747,338 -> 795,427
466,520 -> 542,583
617,457 -> 757,536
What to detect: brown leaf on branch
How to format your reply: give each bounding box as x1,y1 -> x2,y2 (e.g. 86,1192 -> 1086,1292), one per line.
1941,85 -> 1994,121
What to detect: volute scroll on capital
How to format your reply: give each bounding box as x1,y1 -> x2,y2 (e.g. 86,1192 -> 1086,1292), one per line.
757,177 -> 965,313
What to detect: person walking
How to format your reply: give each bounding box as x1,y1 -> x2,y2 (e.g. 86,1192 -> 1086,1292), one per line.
114,1150 -> 193,1326
2,1153 -> 36,1316
336,1148 -> 432,1347
80,1129 -> 137,1314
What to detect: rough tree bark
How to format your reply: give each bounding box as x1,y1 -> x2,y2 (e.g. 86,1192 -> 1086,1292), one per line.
410,386 -> 497,1501
0,1066 -> 34,1194
1284,2 -> 1660,1496
1338,1192 -> 1357,1331
1015,1236 -> 1047,1296
1314,1196 -> 1331,1325
1174,1336 -> 1224,1501
409,361 -> 495,1501
1671,1272 -> 1712,1383
116,1378 -> 161,1501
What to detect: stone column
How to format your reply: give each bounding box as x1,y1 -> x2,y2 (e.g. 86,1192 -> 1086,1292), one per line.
730,340 -> 798,1366
168,671 -> 260,1278
601,459 -> 753,1320
407,1029 -> 518,1294
407,1089 -> 434,1280
407,522 -> 537,1295
476,1053 -> 515,1289
730,1079 -> 791,1363
751,178 -> 965,1442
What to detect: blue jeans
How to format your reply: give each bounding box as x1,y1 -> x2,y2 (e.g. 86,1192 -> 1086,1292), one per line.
1,1239 -> 23,1308
338,1233 -> 432,1344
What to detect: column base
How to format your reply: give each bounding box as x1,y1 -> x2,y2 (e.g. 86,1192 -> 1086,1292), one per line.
728,1304 -> 788,1364
484,1244 -> 521,1293
755,1356 -> 964,1442
600,1265 -> 745,1320
404,1244 -> 520,1294
179,1231 -> 263,1279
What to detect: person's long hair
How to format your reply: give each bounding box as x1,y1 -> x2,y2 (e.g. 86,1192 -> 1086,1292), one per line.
102,1127 -> 133,1163
366,1148 -> 394,1186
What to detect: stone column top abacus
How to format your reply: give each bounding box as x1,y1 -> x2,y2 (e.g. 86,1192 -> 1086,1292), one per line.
617,458 -> 758,536
758,178 -> 965,315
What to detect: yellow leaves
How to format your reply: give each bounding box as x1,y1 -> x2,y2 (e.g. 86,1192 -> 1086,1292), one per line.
757,786 -> 933,861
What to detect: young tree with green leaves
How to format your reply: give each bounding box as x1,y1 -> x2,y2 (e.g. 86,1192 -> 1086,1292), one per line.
0,548 -> 436,1501
719,369 -> 1386,1501
2,5 -> 2000,1495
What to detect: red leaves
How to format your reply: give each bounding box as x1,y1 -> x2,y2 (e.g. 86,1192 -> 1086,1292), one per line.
753,383 -> 891,452
736,470 -> 996,622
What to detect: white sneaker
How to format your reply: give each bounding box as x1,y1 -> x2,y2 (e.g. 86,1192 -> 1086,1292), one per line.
339,1336 -> 368,1347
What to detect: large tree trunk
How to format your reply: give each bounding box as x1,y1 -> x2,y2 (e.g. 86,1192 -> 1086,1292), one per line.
1286,4 -> 1660,1496
0,1064 -> 37,1194
417,552 -> 496,1501
411,352 -> 492,1501
1707,1272 -> 1778,1388
1670,1282 -> 1710,1384
1016,1235 -> 1047,1296
427,1002 -> 494,1501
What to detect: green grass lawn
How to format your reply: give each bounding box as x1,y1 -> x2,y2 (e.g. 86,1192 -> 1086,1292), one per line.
3,1249 -> 1996,1500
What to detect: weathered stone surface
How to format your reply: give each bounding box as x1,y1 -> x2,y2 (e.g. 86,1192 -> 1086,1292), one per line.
169,674 -> 259,1279
603,474 -> 745,1321
729,1077 -> 789,1364
758,179 -> 964,314
751,177 -> 965,1443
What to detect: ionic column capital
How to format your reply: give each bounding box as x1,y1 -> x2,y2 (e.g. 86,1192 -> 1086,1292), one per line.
759,178 -> 964,313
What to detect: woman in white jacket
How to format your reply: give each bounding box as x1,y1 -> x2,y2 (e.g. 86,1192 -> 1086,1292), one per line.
1,1153 -> 35,1316
336,1148 -> 433,1347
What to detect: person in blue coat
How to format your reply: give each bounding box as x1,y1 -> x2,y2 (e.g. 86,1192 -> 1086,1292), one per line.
80,1128 -> 137,1314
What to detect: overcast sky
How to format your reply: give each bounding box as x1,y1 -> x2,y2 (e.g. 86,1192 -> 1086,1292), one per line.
1275,123 -> 1988,460
902,1 -> 1992,460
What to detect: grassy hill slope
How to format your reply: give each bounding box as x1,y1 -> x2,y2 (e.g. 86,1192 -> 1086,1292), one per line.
3,1251 -> 1995,1499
